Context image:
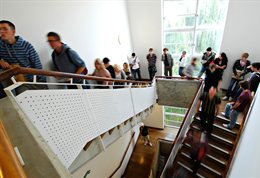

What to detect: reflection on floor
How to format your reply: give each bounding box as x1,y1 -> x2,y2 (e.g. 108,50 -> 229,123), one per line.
123,127 -> 179,178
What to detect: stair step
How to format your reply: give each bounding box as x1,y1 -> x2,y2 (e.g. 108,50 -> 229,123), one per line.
190,124 -> 234,151
193,117 -> 237,141
177,151 -> 223,178
180,144 -> 227,173
215,115 -> 240,129
176,162 -> 205,178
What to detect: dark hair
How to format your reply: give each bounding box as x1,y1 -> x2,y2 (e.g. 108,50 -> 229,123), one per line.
47,32 -> 61,41
240,81 -> 250,90
0,20 -> 15,30
210,64 -> 216,70
131,53 -> 136,57
252,62 -> 260,70
103,57 -> 110,64
163,48 -> 168,52
192,57 -> 197,62
220,52 -> 228,61
206,47 -> 212,52
149,48 -> 153,51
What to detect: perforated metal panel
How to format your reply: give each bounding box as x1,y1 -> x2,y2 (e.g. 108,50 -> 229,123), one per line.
15,87 -> 139,168
132,86 -> 156,114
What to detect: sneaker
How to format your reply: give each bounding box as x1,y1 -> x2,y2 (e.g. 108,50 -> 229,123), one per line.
222,96 -> 228,101
144,142 -> 147,146
223,123 -> 230,129
228,97 -> 233,101
221,112 -> 228,118
149,143 -> 152,147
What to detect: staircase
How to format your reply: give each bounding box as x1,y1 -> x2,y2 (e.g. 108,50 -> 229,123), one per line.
168,115 -> 240,178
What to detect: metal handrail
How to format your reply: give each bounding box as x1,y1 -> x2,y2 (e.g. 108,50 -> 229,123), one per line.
0,66 -> 151,85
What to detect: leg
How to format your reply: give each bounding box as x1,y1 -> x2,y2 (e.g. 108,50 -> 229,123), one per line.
206,114 -> 215,134
148,67 -> 152,80
234,88 -> 243,102
132,69 -> 137,80
200,113 -> 207,131
169,67 -> 172,77
224,103 -> 232,118
164,67 -> 168,77
226,78 -> 237,97
198,66 -> 206,78
179,67 -> 184,76
228,110 -> 240,129
137,68 -> 141,80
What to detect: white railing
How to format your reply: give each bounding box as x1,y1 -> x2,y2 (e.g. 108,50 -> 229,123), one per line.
3,79 -> 156,169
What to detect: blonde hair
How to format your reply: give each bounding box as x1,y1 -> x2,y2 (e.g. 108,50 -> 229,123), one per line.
114,64 -> 121,73
123,62 -> 130,72
94,58 -> 105,70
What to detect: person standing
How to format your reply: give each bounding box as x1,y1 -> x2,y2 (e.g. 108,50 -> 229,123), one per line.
146,48 -> 157,80
183,57 -> 197,78
47,32 -> 87,89
198,47 -> 216,78
0,20 -> 47,94
103,57 -> 115,79
196,87 -> 221,135
129,53 -> 141,80
140,123 -> 152,146
179,51 -> 187,76
222,53 -> 250,101
222,81 -> 251,130
161,48 -> 174,77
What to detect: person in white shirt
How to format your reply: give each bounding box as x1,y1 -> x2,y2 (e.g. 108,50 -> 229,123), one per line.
179,51 -> 187,76
129,53 -> 141,80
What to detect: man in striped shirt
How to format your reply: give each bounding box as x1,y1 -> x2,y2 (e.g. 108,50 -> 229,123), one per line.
0,20 -> 47,94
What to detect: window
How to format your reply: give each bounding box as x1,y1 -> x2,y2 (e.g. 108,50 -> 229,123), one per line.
163,0 -> 229,76
164,106 -> 188,127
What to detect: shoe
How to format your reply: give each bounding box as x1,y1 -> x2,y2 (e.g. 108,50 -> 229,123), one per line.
144,142 -> 147,146
228,97 -> 233,101
149,143 -> 152,147
223,123 -> 230,129
222,96 -> 228,101
221,112 -> 228,118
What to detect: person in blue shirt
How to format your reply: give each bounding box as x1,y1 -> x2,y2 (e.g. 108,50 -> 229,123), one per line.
0,20 -> 47,95
47,32 -> 87,89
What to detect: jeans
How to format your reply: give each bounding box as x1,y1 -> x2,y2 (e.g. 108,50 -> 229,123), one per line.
198,66 -> 206,78
148,66 -> 157,80
131,68 -> 141,80
179,67 -> 185,76
226,78 -> 240,97
224,103 -> 240,129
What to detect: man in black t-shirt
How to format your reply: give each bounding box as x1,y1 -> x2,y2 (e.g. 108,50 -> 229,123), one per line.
196,87 -> 221,135
103,57 -> 115,78
140,123 -> 152,146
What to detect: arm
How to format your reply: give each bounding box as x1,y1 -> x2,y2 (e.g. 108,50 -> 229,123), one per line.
215,104 -> 220,115
231,101 -> 241,110
75,67 -> 85,74
232,60 -> 238,76
28,43 -> 43,70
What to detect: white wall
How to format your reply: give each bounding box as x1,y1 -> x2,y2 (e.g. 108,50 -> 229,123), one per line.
143,104 -> 164,129
72,124 -> 140,178
0,0 -> 132,74
220,0 -> 260,89
126,0 -> 163,79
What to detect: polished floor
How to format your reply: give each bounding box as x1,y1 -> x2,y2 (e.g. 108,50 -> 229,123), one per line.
123,127 -> 178,178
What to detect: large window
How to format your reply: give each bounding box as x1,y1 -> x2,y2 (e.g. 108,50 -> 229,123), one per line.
163,0 -> 229,127
163,0 -> 229,76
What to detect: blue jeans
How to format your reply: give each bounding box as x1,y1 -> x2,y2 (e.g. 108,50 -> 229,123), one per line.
224,103 -> 240,129
198,66 -> 206,78
179,67 -> 184,76
131,68 -> 141,80
226,78 -> 240,97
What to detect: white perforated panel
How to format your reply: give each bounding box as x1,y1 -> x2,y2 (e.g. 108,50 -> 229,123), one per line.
132,86 -> 156,114
16,90 -> 98,168
15,87 -> 138,168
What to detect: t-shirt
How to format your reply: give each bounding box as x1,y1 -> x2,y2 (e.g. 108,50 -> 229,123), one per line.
140,126 -> 149,136
199,92 -> 221,116
106,65 -> 116,78
235,90 -> 251,112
